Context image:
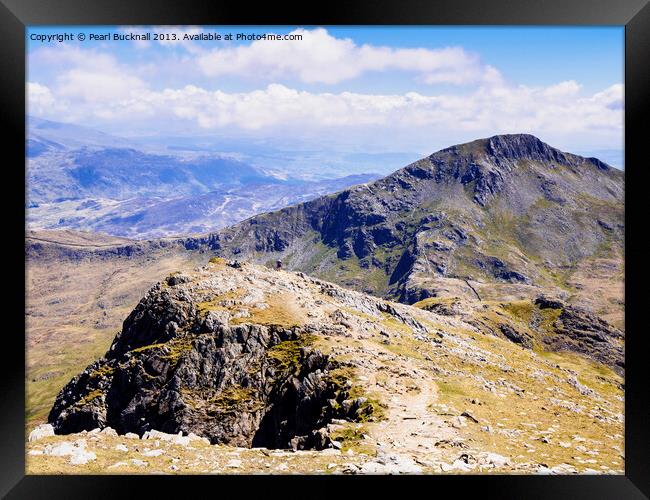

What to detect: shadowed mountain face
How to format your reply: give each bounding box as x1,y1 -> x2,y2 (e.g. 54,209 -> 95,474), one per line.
183,134 -> 623,317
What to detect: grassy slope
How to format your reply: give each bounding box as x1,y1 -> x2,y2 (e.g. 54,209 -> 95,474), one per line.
26,252 -> 205,431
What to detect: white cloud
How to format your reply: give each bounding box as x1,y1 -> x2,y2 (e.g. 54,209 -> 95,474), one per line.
27,78 -> 623,143
26,82 -> 57,116
28,46 -> 151,124
197,28 -> 502,86
30,45 -> 120,71
543,80 -> 582,99
26,33 -> 623,151
591,83 -> 624,110
57,69 -> 146,103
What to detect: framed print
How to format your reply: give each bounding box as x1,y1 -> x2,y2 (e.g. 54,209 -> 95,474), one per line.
2,0 -> 649,498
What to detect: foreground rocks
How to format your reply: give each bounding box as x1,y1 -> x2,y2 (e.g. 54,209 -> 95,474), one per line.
26,426 -> 622,475
28,423 -> 55,442
38,260 -> 624,475
49,263 -> 376,449
23,426 -> 380,474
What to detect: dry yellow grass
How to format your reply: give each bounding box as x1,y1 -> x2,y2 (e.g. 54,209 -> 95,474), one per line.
26,252 -> 204,431
230,293 -> 306,329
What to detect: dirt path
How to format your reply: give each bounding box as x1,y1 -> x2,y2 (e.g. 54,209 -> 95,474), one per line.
367,369 -> 458,467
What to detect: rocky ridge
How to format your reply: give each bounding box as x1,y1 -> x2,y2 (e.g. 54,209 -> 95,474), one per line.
31,259 -> 625,474
179,134 -> 624,326
48,259 -> 377,450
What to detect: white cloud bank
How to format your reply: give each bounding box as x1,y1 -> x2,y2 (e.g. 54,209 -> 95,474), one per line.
27,79 -> 623,138
196,28 -> 502,86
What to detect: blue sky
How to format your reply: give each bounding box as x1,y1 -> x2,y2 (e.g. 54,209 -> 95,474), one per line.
27,26 -> 624,166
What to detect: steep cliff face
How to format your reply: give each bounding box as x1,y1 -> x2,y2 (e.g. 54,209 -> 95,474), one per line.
181,135 -> 622,321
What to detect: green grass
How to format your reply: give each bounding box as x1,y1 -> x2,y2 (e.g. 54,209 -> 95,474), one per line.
328,424 -> 376,454
130,342 -> 167,354
327,365 -> 356,389
325,365 -> 386,423
266,334 -> 317,374
531,197 -> 555,210
26,328 -> 114,432
379,312 -> 412,335
538,307 -> 563,332
413,296 -> 459,310
88,364 -> 115,379
158,338 -> 194,364
301,237 -> 338,273
76,389 -> 104,406
182,385 -> 263,415
357,395 -> 387,422
211,386 -> 260,412
501,300 -> 536,324
436,380 -> 469,398
129,337 -> 194,365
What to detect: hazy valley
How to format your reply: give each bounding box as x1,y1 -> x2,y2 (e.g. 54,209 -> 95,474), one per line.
27,117 -> 381,238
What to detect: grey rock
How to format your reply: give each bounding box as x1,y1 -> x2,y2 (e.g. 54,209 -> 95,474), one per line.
48,281 -> 371,450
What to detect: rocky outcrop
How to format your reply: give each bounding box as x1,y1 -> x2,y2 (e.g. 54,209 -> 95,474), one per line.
499,324 -> 534,349
48,262 -> 379,449
543,304 -> 624,372
531,295 -> 624,370
49,324 -> 368,448
415,294 -> 623,374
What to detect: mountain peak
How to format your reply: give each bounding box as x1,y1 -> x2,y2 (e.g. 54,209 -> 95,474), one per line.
190,133 -> 623,315
433,133 -> 611,172
487,133 -> 570,163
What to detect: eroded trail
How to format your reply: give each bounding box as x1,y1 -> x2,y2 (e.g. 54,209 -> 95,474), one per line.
365,368 -> 459,471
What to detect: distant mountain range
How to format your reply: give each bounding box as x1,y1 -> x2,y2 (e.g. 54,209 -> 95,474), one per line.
26,132 -> 624,327
28,116 -> 141,152
26,117 -> 380,238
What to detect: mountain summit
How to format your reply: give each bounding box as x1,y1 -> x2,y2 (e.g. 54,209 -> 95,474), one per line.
183,134 -> 623,325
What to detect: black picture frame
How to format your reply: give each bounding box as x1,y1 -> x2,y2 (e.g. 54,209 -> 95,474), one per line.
3,0 -> 648,498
